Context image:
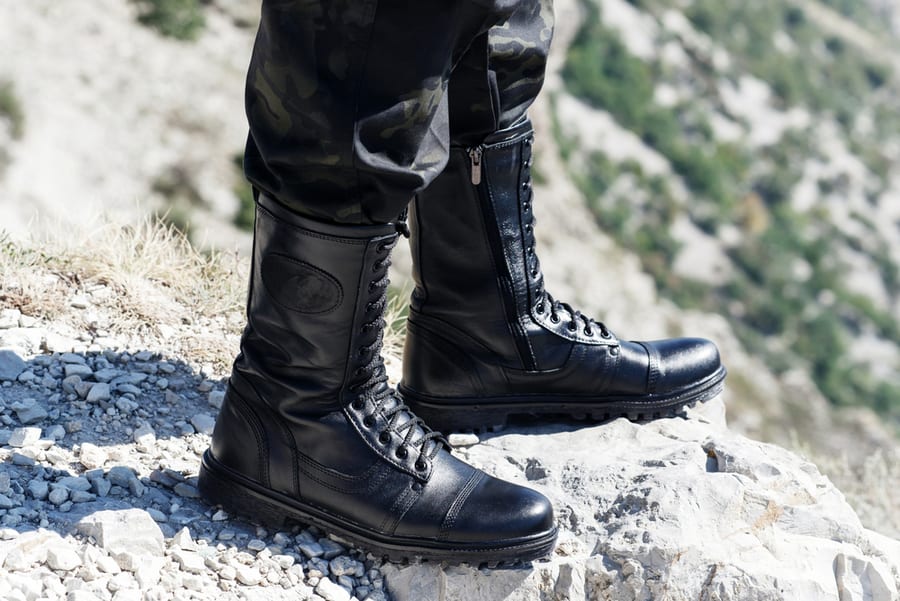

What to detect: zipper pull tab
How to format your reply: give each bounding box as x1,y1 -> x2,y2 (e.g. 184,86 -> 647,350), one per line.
396,207 -> 410,238
468,147 -> 483,185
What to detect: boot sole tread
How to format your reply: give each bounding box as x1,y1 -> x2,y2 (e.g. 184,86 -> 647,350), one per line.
198,451 -> 557,568
400,366 -> 727,433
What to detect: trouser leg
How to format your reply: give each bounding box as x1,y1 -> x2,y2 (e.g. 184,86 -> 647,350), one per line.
447,0 -> 554,146
243,0 -> 518,225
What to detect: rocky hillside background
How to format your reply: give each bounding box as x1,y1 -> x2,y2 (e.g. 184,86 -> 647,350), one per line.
1,0 -> 898,534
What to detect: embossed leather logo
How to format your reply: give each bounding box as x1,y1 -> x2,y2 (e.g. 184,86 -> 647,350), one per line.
261,254 -> 342,314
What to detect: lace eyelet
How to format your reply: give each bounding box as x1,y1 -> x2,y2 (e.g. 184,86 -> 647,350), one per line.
395,447 -> 408,459
351,400 -> 364,410
531,270 -> 538,278
536,303 -> 545,314
584,328 -> 593,336
567,323 -> 576,332
550,314 -> 560,324
378,431 -> 391,444
363,415 -> 376,428
415,459 -> 427,471
601,330 -> 612,339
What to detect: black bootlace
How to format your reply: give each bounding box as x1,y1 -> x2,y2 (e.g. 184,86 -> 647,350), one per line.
520,136 -> 612,340
348,234 -> 443,469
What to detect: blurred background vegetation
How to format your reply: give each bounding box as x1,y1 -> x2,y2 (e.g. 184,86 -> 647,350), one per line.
1,0 -> 898,437
557,0 -> 900,423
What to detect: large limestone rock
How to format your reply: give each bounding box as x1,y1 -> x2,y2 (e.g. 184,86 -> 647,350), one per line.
383,400 -> 900,601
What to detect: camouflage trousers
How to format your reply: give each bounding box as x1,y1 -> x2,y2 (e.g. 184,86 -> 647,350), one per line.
243,0 -> 554,224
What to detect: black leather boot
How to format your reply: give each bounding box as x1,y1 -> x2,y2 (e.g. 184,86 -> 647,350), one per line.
399,119 -> 726,431
199,194 -> 556,565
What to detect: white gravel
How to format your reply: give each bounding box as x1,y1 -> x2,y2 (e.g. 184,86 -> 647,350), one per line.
0,315 -> 390,600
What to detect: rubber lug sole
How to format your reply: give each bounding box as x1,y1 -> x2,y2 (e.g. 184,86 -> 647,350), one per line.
400,366 -> 727,433
198,451 -> 557,568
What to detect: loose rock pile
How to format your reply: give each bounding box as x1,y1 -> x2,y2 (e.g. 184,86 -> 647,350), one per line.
0,306 -> 389,601
2,288 -> 900,601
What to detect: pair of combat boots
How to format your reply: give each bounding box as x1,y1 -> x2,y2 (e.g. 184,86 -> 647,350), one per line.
198,120 -> 726,566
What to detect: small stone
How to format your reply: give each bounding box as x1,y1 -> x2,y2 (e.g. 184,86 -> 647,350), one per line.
155,378 -> 169,389
96,554 -> 121,574
57,476 -> 93,491
319,538 -> 345,559
70,295 -> 90,309
171,527 -> 195,550
93,368 -> 120,382
172,549 -> 206,574
11,453 -> 36,466
273,554 -> 295,570
90,477 -> 111,497
316,577 -> 352,601
447,433 -> 480,447
298,541 -> 324,559
207,390 -> 225,409
107,466 -> 136,488
0,472 -> 9,493
47,546 -> 82,571
132,423 -> 156,448
235,565 -> 262,586
70,490 -> 96,503
211,509 -> 229,522
0,349 -> 27,381
146,507 -> 167,523
27,479 -> 50,500
45,424 -> 66,441
61,375 -> 82,394
76,509 -> 165,557
247,538 -> 267,552
128,478 -> 145,498
329,556 -> 360,577
64,364 -> 93,378
8,426 -> 42,447
86,383 -> 111,403
0,493 -> 15,509
173,483 -> 201,499
218,565 -> 236,581
14,402 -> 49,425
48,487 -> 69,506
190,414 -> 216,436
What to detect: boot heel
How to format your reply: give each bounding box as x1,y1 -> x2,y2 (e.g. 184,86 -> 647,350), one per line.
199,452 -> 290,528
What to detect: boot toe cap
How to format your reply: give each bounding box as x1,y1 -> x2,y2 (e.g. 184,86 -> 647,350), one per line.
447,474 -> 555,544
651,337 -> 723,391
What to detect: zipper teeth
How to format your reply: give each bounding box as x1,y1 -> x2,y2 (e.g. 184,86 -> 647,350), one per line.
469,147 -> 537,372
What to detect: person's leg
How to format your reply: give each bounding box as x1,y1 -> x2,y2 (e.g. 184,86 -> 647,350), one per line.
201,0 -> 557,564
242,0 -> 512,224
400,0 -> 726,431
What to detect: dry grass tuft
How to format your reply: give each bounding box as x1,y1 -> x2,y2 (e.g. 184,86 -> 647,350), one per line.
1,215 -> 412,376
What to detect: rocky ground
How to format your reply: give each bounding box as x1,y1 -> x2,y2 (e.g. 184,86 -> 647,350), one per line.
1,221 -> 900,601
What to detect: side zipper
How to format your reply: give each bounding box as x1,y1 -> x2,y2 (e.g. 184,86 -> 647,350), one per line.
468,146 -> 483,185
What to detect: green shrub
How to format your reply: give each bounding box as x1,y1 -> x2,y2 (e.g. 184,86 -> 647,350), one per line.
133,0 -> 205,41
0,81 -> 25,139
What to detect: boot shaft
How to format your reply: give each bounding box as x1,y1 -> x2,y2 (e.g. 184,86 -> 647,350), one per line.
409,119 -> 599,372
236,194 -> 399,412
